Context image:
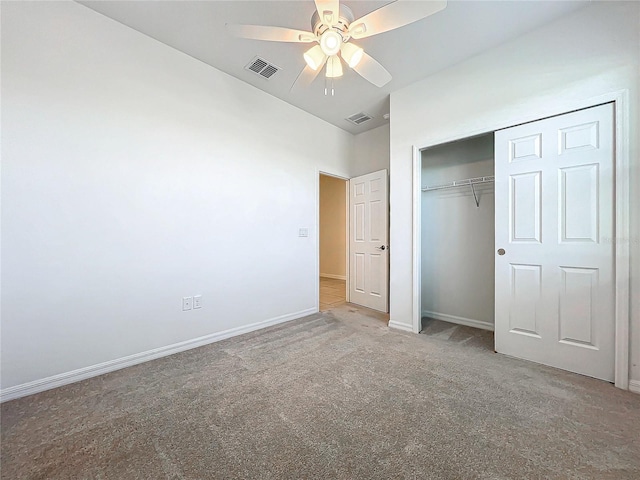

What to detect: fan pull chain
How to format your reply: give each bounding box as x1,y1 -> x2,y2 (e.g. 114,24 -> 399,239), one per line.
324,76 -> 335,96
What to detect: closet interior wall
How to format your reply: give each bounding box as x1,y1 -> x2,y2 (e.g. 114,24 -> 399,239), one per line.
421,134 -> 495,331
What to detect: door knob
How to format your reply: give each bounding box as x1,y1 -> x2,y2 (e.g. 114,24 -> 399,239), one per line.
497,248 -> 506,255
376,245 -> 387,251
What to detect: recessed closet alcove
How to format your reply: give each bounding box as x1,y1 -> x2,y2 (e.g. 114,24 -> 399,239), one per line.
420,133 -> 495,334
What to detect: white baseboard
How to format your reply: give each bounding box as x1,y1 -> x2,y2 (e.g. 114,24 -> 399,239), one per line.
629,380 -> 640,395
0,308 -> 316,403
388,320 -> 414,333
320,273 -> 347,280
422,310 -> 495,332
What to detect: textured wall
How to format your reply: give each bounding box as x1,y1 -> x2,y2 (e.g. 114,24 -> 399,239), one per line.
352,124 -> 390,177
390,2 -> 640,383
1,1 -> 354,390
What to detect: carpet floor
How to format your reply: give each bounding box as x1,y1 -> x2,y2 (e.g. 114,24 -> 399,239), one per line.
2,304 -> 639,479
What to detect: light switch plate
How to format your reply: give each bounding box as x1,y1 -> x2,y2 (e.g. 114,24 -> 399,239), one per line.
193,295 -> 202,309
298,228 -> 309,237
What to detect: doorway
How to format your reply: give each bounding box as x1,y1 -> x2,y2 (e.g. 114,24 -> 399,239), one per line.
319,173 -> 347,311
420,133 -> 495,340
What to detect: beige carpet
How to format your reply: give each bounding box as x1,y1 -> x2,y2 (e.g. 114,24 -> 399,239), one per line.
2,304 -> 639,479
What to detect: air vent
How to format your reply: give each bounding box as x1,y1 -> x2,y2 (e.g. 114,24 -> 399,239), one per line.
346,112 -> 373,126
245,56 -> 281,79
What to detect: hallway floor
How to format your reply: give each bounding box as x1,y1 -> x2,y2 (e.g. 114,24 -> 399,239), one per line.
319,277 -> 346,311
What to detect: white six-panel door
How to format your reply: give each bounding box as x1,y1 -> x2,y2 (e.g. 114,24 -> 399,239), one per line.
349,169 -> 389,312
494,103 -> 615,381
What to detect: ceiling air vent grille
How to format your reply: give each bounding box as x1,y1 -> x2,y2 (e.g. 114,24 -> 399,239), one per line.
346,112 -> 373,125
245,56 -> 281,79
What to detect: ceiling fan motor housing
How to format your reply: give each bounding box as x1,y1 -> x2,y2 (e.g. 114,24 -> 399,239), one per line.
311,4 -> 354,41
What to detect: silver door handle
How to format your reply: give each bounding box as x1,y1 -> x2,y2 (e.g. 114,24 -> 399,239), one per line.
376,245 -> 387,251
497,248 -> 506,255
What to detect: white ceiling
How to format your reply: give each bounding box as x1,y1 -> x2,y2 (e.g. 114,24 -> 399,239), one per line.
79,0 -> 590,134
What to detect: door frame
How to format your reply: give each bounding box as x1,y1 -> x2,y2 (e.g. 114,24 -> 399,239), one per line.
411,90 -> 631,389
317,170 -> 350,309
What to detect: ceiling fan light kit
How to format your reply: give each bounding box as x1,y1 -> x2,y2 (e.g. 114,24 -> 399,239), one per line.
340,42 -> 363,68
228,0 -> 448,91
319,30 -> 342,56
304,45 -> 327,71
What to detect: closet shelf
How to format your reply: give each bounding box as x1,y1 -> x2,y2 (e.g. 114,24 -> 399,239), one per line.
422,175 -> 494,207
421,175 -> 495,192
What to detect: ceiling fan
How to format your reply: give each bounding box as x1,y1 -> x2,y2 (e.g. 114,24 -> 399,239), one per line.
227,0 -> 447,92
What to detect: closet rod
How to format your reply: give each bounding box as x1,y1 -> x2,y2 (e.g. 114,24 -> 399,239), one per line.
421,175 -> 494,208
421,175 -> 495,192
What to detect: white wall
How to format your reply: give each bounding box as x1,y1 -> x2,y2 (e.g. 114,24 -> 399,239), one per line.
352,124 -> 390,177
389,2 -> 640,383
421,135 -> 494,328
0,1 -> 354,393
319,175 -> 346,279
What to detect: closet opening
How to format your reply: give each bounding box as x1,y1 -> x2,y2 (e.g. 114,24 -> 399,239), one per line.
420,133 -> 495,350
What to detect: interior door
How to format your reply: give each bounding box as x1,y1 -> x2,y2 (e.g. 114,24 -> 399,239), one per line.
494,103 -> 615,381
349,169 -> 389,312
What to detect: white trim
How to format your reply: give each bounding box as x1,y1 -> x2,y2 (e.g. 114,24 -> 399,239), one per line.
412,146 -> 422,334
0,308 -> 316,403
411,90 -> 631,390
345,179 -> 350,303
388,320 -> 414,333
612,91 -> 630,390
320,273 -> 347,280
629,380 -> 640,395
422,311 -> 495,332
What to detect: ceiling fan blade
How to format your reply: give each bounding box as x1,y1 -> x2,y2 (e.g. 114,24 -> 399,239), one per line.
352,52 -> 392,88
349,0 -> 447,40
314,0 -> 340,27
290,62 -> 325,92
226,24 -> 316,43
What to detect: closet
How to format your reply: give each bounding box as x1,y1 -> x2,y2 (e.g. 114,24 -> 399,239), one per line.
418,103 -> 619,382
421,133 -> 495,332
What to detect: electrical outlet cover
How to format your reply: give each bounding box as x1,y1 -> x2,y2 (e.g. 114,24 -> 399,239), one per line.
182,296 -> 192,311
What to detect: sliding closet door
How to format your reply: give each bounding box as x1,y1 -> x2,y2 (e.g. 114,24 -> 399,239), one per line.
494,103 -> 615,381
